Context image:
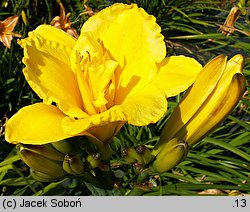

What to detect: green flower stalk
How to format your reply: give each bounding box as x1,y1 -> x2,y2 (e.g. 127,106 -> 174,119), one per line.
52,139 -> 73,154
151,54 -> 245,173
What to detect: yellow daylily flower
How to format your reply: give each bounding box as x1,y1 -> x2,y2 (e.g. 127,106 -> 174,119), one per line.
5,3 -> 202,145
151,54 -> 245,173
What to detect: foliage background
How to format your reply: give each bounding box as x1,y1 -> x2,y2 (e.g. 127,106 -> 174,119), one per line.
0,0 -> 249,196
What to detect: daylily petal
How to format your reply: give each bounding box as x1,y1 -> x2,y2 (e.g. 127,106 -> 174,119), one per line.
5,103 -> 70,145
3,15 -> 19,32
62,85 -> 167,136
81,3 -> 166,103
62,106 -> 125,135
154,56 -> 202,97
89,59 -> 118,108
32,25 -> 76,48
71,32 -> 118,114
19,25 -> 86,118
0,34 -> 12,48
120,85 -> 168,126
87,122 -> 124,143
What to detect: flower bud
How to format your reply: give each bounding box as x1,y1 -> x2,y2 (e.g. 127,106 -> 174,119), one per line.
121,147 -> 143,164
151,138 -> 188,173
86,153 -> 101,169
152,54 -> 245,173
62,154 -> 85,175
135,145 -> 153,165
30,169 -> 58,182
17,144 -> 66,179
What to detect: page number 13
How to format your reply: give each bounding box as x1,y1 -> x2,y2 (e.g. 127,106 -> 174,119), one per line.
233,199 -> 247,208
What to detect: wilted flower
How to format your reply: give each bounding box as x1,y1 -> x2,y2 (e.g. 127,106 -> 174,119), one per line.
51,6 -> 78,38
82,4 -> 95,17
5,3 -> 202,145
0,15 -> 21,48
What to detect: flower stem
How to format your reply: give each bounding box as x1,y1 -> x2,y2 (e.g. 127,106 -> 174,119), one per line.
127,187 -> 145,196
95,143 -> 112,161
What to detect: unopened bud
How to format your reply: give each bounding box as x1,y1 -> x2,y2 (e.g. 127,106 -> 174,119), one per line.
121,147 -> 143,164
151,138 -> 188,173
86,153 -> 101,169
63,154 -> 85,175
135,145 -> 153,165
17,144 -> 66,179
23,144 -> 65,161
30,169 -> 58,182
